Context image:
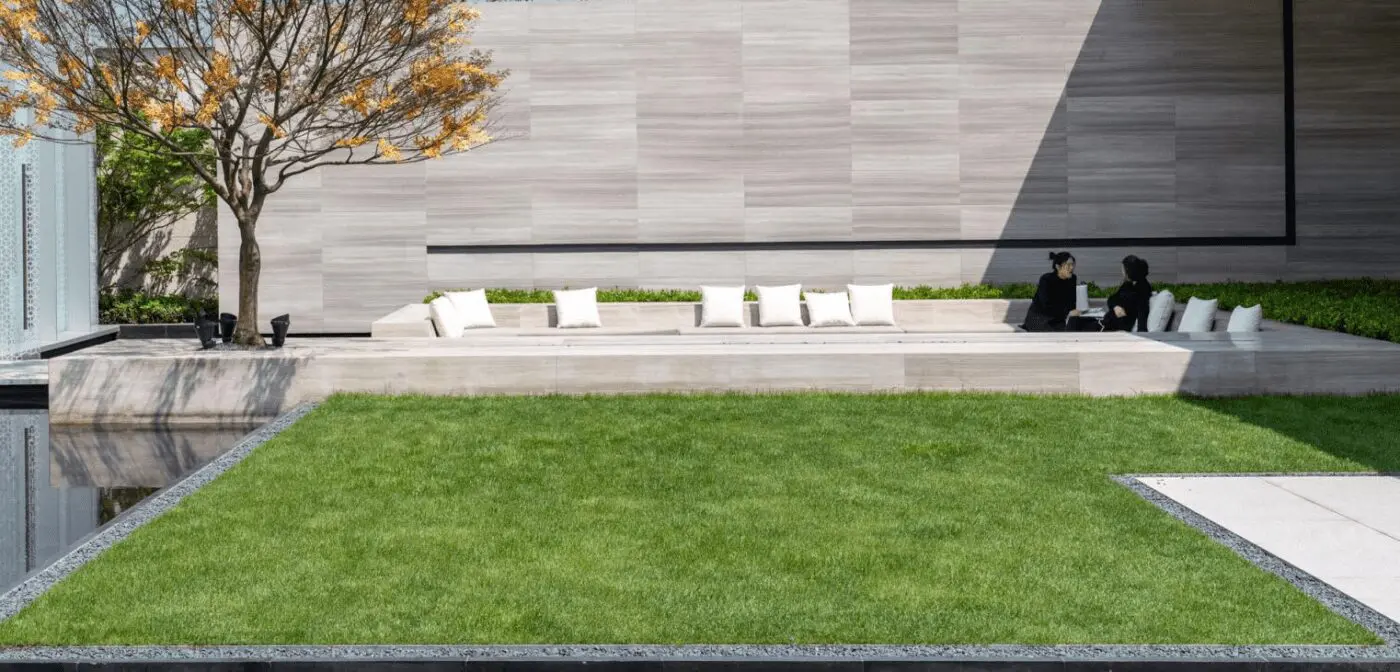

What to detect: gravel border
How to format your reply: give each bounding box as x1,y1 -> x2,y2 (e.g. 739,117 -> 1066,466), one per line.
1,455 -> 1397,662
1117,473 -> 1400,647
0,402 -> 319,623
1,642 -> 1398,662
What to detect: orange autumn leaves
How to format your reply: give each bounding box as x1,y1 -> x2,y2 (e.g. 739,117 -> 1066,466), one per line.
0,0 -> 500,162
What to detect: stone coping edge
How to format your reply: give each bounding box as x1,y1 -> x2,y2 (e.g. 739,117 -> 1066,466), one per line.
2,465 -> 1399,662
0,402 -> 321,624
1117,473 -> 1400,647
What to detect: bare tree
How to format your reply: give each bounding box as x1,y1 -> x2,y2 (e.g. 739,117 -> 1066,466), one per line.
0,0 -> 505,344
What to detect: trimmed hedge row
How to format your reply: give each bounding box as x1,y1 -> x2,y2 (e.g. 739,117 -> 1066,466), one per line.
1153,278 -> 1399,343
425,279 -> 1400,343
423,284 -> 1062,305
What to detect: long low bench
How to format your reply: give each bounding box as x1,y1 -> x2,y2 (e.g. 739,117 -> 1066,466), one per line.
372,299 -> 1033,337
371,298 -> 1275,339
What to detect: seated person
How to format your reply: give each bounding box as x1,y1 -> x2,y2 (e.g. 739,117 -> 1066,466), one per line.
1068,255 -> 1152,332
1022,251 -> 1080,332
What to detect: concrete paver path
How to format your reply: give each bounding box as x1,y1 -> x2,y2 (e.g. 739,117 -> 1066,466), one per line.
1138,475 -> 1400,622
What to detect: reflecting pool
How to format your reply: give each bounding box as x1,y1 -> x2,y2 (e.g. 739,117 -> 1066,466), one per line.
0,411 -> 258,594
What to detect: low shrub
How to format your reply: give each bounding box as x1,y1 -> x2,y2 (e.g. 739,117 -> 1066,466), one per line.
422,283 -> 1106,305
1152,278 -> 1400,343
424,279 -> 1400,343
98,289 -> 218,325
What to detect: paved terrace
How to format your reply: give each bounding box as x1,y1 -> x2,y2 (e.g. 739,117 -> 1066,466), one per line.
43,326 -> 1400,424
1140,475 -> 1400,624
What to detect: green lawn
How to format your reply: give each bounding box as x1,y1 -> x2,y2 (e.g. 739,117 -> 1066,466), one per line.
3,393 -> 1398,646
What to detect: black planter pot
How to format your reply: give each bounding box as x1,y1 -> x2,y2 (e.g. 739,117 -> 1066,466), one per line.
195,319 -> 218,349
271,314 -> 291,347
219,313 -> 237,343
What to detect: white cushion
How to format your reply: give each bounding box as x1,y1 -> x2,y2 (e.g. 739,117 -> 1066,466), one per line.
444,289 -> 496,329
699,285 -> 746,327
428,296 -> 467,338
847,284 -> 896,326
1177,296 -> 1219,333
1227,304 -> 1263,333
755,284 -> 803,326
553,287 -> 602,328
805,292 -> 856,327
1145,290 -> 1175,333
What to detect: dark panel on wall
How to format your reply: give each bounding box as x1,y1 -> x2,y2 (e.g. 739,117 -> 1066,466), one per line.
1290,0 -> 1400,272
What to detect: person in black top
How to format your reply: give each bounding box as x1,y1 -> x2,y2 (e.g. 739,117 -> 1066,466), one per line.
1021,251 -> 1080,332
1068,255 -> 1153,332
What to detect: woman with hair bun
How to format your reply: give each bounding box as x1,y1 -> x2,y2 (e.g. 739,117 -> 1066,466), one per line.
1068,254 -> 1153,332
1021,251 -> 1080,332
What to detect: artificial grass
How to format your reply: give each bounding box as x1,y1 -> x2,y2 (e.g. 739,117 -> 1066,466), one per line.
2,393 -> 1398,646
424,279 -> 1400,344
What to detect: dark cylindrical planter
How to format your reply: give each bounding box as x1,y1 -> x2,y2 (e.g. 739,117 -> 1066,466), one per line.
271,314 -> 291,348
219,313 -> 237,343
195,319 -> 218,349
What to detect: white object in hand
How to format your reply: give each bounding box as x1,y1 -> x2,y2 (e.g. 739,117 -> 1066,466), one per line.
1075,284 -> 1090,312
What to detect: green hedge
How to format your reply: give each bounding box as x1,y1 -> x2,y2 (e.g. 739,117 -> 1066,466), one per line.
422,283 -> 1084,305
99,290 -> 218,325
1151,279 -> 1399,343
426,279 -> 1400,343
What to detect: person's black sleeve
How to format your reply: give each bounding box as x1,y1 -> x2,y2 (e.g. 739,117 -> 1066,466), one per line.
1135,292 -> 1150,332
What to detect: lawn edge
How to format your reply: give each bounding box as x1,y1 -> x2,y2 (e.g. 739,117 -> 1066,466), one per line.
3,448 -> 1398,661
0,402 -> 320,624
1,643 -> 1398,663
1115,473 -> 1400,647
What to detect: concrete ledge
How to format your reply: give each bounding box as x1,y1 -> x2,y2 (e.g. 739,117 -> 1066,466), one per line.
44,327 -> 1400,424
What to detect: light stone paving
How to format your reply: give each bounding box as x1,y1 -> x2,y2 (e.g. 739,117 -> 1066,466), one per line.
1138,476 -> 1400,623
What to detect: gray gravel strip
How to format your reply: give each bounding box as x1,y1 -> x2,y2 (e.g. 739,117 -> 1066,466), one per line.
1116,473 -> 1400,647
0,402 -> 319,623
0,643 -> 1398,662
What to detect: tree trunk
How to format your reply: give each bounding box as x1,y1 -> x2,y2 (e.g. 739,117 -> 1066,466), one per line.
233,218 -> 265,346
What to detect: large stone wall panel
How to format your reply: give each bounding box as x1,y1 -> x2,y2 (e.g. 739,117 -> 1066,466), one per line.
226,0 -> 1400,333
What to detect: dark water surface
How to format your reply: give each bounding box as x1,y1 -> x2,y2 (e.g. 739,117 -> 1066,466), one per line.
0,412 -> 258,594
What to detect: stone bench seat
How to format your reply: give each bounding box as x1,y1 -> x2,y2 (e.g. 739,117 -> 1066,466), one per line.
372,299 -> 1037,338
372,297 -> 1286,339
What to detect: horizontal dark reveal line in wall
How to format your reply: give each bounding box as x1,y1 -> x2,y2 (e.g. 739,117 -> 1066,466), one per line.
428,236 -> 1293,255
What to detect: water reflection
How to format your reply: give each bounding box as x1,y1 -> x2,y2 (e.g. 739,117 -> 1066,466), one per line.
0,411 -> 257,594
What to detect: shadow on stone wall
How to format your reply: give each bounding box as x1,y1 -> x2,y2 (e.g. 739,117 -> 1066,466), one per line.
48,349 -> 305,426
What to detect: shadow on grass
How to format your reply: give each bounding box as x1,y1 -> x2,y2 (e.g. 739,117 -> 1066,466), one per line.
1181,394 -> 1400,472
